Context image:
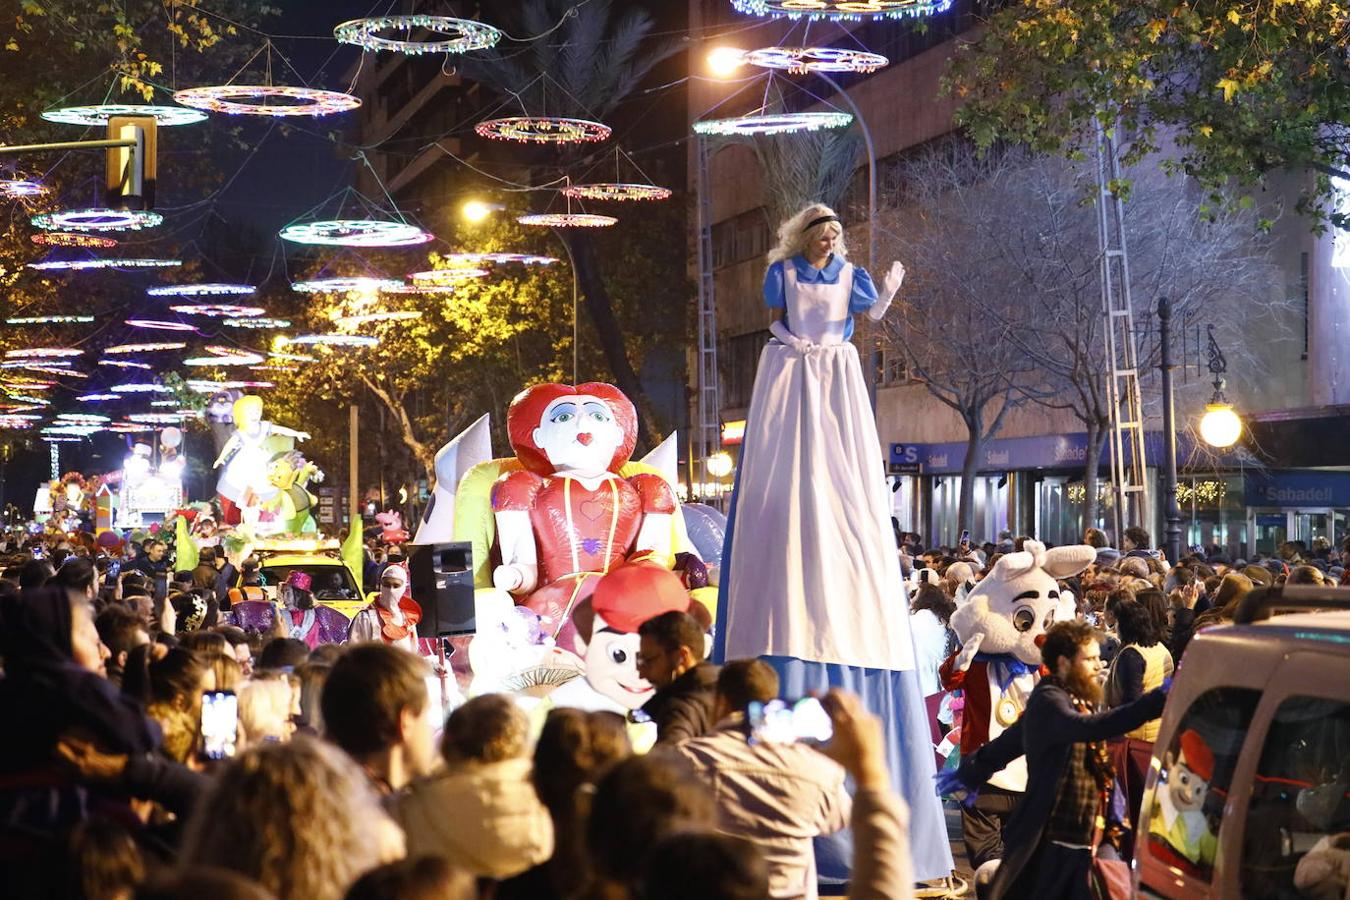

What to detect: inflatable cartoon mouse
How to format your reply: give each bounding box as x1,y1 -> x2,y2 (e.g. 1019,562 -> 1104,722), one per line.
939,539 -> 1095,868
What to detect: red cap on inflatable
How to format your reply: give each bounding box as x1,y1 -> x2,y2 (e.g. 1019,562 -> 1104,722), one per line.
1179,728 -> 1215,781
590,563 -> 690,634
505,382 -> 638,476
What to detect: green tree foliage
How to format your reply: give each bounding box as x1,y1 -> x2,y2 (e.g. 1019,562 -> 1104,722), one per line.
946,0 -> 1350,228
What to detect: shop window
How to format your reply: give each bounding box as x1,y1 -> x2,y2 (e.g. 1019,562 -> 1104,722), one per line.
1142,687 -> 1260,884
1240,696 -> 1350,899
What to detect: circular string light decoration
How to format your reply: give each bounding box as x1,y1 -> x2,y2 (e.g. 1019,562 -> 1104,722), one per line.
561,183 -> 672,202
173,85 -> 361,117
169,304 -> 267,318
334,15 -> 502,54
693,111 -> 852,136
125,319 -> 198,332
267,350 -> 317,363
182,347 -> 267,367
30,232 -> 119,249
381,283 -> 460,296
437,252 -> 559,267
57,413 -> 111,424
333,310 -> 422,328
742,46 -> 889,73
407,267 -> 490,285
279,219 -> 434,247
147,283 -> 256,297
288,334 -> 380,348
99,360 -> 154,370
5,347 -> 82,359
103,342 -> 188,355
517,213 -> 617,228
42,435 -> 85,443
110,382 -> 171,394
27,258 -> 180,271
0,179 -> 47,198
475,116 -> 612,144
6,315 -> 95,325
109,422 -> 154,433
291,276 -> 403,294
126,412 -> 193,424
31,208 -> 163,232
76,393 -> 121,402
185,379 -> 275,392
23,366 -> 85,378
223,317 -> 291,329
729,0 -> 953,20
41,104 -> 209,126
4,394 -> 49,405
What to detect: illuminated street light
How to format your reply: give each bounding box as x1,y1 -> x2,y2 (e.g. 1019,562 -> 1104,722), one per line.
706,451 -> 734,478
707,47 -> 747,78
461,199 -> 503,223
1199,324 -> 1242,449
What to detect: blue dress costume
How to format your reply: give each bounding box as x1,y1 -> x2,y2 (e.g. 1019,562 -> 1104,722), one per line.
715,253 -> 954,882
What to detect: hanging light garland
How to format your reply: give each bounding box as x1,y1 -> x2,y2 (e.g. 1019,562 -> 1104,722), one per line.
31,208 -> 164,232
181,346 -> 267,367
109,422 -> 154,433
185,379 -> 275,392
124,319 -> 198,332
30,232 -> 119,248
169,304 -> 267,318
222,316 -> 291,329
407,267 -> 491,285
26,258 -> 180,270
517,212 -> 617,228
172,85 -> 361,117
741,46 -> 889,73
267,350 -> 317,363
42,435 -> 85,443
99,360 -> 154,370
475,116 -> 612,144
5,347 -> 82,359
287,334 -> 380,348
126,412 -> 193,424
17,366 -> 86,378
0,179 -> 47,198
561,183 -> 672,201
334,15 -> 502,54
381,283 -> 460,295
729,0 -> 952,20
279,219 -> 434,247
6,315 -> 95,325
110,382 -> 170,393
291,276 -> 404,294
4,394 -> 49,405
40,103 -> 209,126
147,283 -> 256,297
333,310 -> 422,328
436,252 -> 559,267
103,342 -> 188,355
693,111 -> 852,136
57,413 -> 111,424
76,393 -> 120,402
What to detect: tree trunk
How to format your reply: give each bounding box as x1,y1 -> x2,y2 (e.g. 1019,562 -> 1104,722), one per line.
1082,417 -> 1105,537
360,375 -> 436,486
958,422 -> 983,543
561,230 -> 661,452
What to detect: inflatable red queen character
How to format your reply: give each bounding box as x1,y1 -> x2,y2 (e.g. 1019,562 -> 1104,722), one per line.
490,383 -> 677,653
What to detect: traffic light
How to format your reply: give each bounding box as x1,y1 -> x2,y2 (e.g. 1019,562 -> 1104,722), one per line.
105,115 -> 157,210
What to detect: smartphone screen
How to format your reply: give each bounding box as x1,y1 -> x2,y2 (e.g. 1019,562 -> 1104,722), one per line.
200,690 -> 239,760
747,697 -> 834,745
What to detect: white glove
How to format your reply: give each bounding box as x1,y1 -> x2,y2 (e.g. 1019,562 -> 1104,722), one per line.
867,260 -> 906,322
769,320 -> 815,354
492,564 -> 525,592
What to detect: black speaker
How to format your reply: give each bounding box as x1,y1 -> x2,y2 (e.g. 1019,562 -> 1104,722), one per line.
408,542 -> 476,638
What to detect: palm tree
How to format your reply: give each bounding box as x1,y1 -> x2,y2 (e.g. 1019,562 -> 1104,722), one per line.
462,0 -> 682,449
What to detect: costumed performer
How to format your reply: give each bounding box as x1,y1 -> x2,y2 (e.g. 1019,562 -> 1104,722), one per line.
714,202 -> 953,880
229,570 -> 348,648
212,395 -> 309,525
490,383 -> 676,655
348,563 -> 422,653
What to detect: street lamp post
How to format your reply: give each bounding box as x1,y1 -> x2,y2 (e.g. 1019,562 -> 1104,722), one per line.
1158,297 -> 1183,565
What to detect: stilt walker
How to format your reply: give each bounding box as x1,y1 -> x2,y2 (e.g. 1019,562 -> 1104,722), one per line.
715,202 -> 955,881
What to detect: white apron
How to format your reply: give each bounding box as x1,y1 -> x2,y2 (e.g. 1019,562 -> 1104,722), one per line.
723,262 -> 914,671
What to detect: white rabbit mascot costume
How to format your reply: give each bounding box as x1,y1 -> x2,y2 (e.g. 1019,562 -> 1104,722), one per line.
939,539 -> 1095,871
714,203 -> 954,881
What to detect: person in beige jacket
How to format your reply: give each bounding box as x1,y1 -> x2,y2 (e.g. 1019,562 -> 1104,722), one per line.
390,694 -> 554,880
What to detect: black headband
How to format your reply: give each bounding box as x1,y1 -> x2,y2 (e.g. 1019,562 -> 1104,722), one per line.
802,214 -> 840,232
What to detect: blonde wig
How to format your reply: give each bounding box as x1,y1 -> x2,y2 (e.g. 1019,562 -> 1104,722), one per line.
237,676 -> 295,747
766,202 -> 848,266
180,735 -> 402,900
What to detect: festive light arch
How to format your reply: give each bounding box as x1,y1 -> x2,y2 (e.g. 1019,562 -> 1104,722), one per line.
4,347 -> 82,359
517,213 -> 617,228
279,219 -> 434,247
110,382 -> 171,393
57,413 -> 111,424
291,276 -> 403,294
76,394 -> 121,402
475,116 -> 612,144
6,315 -> 95,325
41,104 -> 209,126
147,283 -> 256,297
729,0 -> 953,20
124,319 -> 198,332
27,258 -> 180,270
30,232 -> 118,248
407,267 -> 491,285
30,208 -> 163,232
127,412 -> 194,424
287,334 -> 380,348
742,46 -> 889,73
169,304 -> 267,318
561,183 -> 672,202
693,111 -> 852,136
381,283 -> 460,296
222,317 -> 291,329
182,346 -> 267,367
436,252 -> 559,266
334,15 -> 502,54
98,360 -> 154,370
172,85 -> 361,117
103,342 -> 188,355
185,379 -> 275,392
0,179 -> 46,198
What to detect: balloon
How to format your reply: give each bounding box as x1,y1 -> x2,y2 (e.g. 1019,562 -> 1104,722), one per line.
95,530 -> 123,550
682,502 -> 727,567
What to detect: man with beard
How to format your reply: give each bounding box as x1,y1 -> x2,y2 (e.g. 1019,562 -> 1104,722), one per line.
940,620 -> 1169,900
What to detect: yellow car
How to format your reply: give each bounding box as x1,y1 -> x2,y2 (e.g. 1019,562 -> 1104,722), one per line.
238,537 -> 368,619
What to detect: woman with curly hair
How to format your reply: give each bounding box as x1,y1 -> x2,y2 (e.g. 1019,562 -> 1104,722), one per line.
179,735 -> 404,900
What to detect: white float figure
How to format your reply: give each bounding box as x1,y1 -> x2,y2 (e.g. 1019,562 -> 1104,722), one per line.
212,394 -> 309,525
714,202 -> 953,881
